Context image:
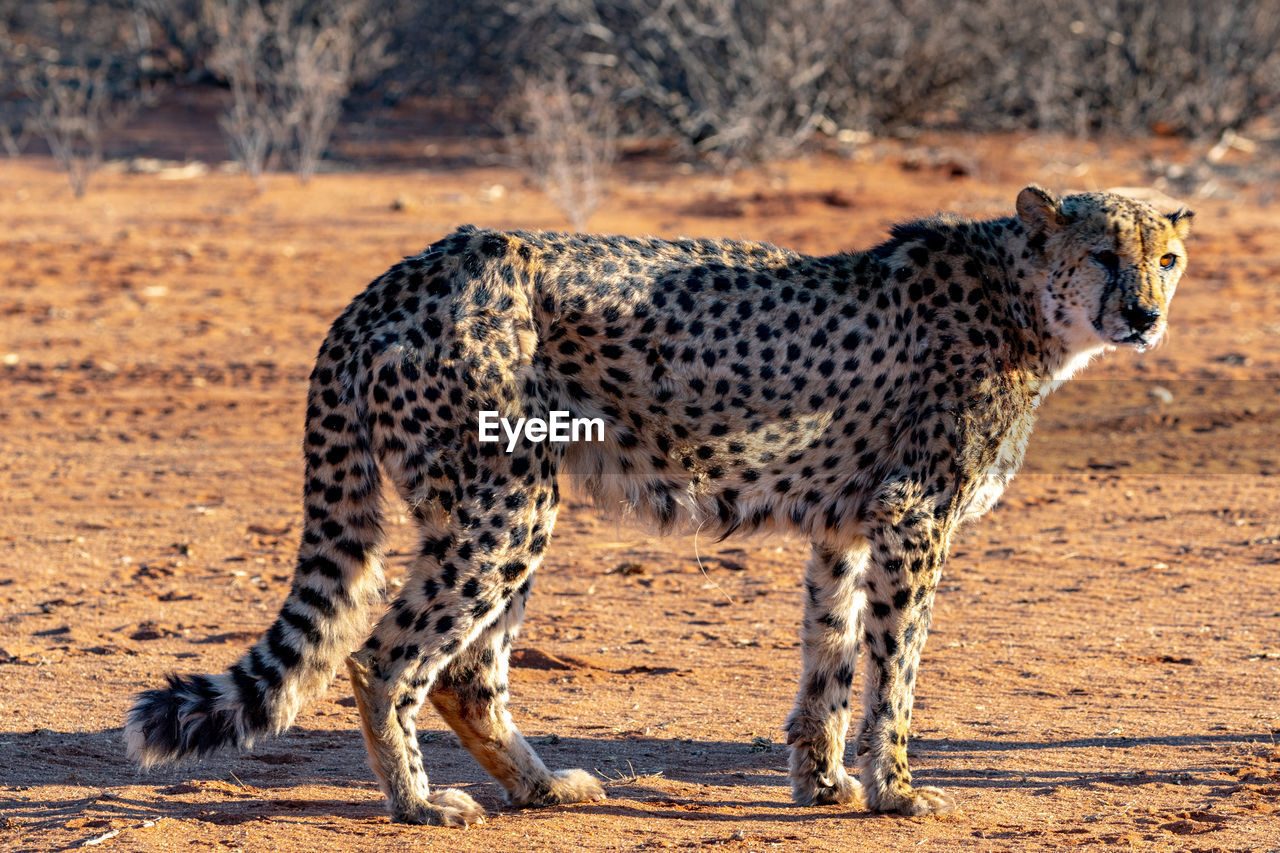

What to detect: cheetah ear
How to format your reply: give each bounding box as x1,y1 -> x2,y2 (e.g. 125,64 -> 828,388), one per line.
1016,185 -> 1065,234
1167,208 -> 1194,240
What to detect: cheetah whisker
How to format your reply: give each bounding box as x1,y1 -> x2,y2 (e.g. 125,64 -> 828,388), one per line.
692,519 -> 735,605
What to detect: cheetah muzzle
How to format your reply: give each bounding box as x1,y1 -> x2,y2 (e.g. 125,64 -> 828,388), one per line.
125,185 -> 1192,822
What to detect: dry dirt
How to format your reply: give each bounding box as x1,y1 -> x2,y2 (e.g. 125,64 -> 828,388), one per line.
1,128 -> 1278,852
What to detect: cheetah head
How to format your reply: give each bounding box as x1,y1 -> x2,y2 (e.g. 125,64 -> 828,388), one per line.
1016,185 -> 1192,355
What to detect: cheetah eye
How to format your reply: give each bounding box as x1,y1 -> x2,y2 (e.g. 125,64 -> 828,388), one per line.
1091,250 -> 1120,271
1159,253 -> 1178,270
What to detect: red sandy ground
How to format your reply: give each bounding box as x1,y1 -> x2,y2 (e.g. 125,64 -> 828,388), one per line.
1,125 -> 1278,852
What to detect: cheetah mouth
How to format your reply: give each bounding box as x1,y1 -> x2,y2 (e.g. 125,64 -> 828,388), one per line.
1112,330 -> 1153,351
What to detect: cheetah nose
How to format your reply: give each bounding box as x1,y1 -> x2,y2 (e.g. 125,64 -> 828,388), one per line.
1122,303 -> 1160,334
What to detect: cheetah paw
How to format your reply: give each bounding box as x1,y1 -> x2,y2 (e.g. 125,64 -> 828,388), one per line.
877,784 -> 956,816
512,769 -> 607,809
391,788 -> 486,826
793,767 -> 867,807
813,771 -> 867,807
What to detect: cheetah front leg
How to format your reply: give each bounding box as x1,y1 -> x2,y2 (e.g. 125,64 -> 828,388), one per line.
853,508 -> 955,816
784,543 -> 868,808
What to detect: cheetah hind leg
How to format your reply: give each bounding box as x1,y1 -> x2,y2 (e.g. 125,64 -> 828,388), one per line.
346,648 -> 486,827
348,458 -> 601,824
429,577 -> 605,810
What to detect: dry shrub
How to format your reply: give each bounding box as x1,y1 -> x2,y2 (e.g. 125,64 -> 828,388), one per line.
208,0 -> 279,190
978,0 -> 1280,137
616,0 -> 859,165
825,0 -> 987,131
20,62 -> 121,197
2,3 -> 152,196
493,0 -> 862,167
383,0 -> 1280,159
0,27 -> 33,160
206,0 -> 386,190
4,0 -> 1279,182
0,60 -> 33,158
132,0 -> 223,78
279,7 -> 362,184
510,71 -> 618,230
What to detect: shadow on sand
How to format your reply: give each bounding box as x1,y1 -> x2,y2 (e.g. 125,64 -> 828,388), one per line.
0,723 -> 1267,843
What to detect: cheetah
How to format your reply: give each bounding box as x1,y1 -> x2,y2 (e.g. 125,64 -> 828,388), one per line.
126,186 -> 1192,824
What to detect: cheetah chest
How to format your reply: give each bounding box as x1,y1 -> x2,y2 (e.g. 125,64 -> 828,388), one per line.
958,419 -> 1035,524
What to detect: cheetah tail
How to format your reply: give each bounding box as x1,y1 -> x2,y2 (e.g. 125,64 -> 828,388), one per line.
124,364 -> 385,768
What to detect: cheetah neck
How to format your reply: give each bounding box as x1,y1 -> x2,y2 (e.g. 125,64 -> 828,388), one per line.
976,217 -> 1107,387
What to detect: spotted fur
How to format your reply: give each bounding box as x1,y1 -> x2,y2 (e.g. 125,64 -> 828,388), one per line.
126,186 -> 1191,823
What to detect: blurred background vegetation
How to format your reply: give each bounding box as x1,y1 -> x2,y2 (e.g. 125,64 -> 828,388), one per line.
2,0 -> 1277,205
